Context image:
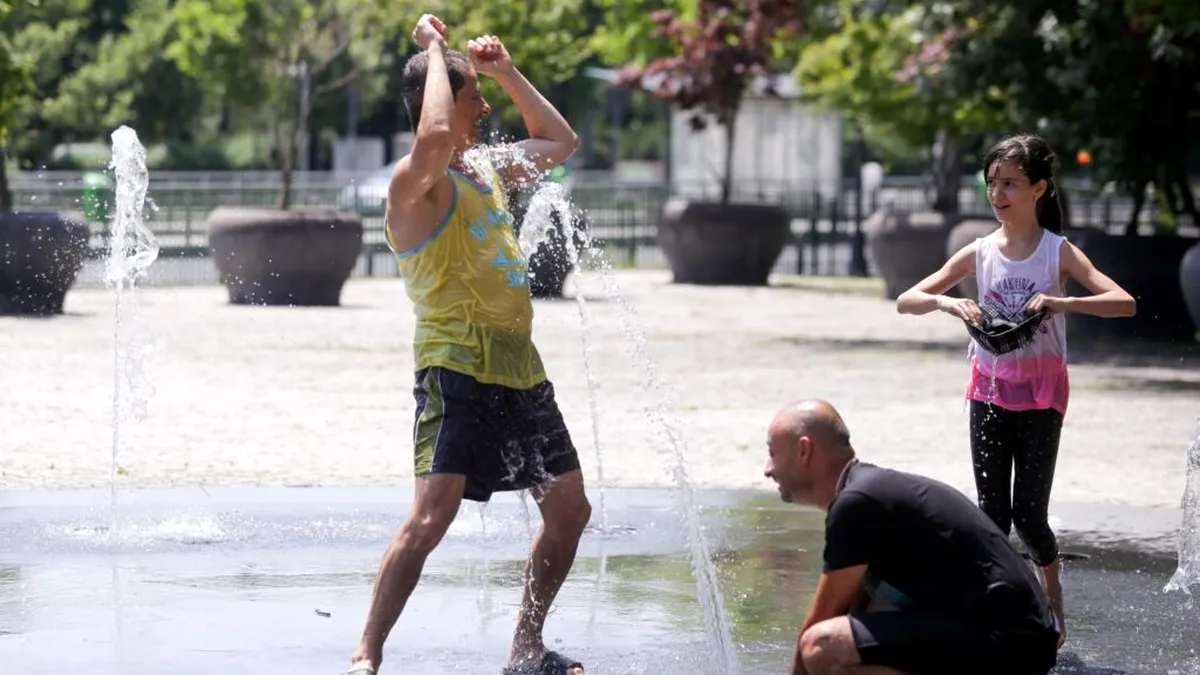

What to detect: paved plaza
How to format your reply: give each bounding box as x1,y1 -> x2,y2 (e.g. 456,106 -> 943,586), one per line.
2,270 -> 1197,525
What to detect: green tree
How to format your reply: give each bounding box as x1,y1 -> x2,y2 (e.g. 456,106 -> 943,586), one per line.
794,1 -> 1010,212
609,0 -> 806,205
383,0 -> 595,135
168,0 -> 400,209
925,0 -> 1199,231
589,0 -> 688,67
1,0 -> 96,173
0,1 -> 38,209
44,0 -> 208,152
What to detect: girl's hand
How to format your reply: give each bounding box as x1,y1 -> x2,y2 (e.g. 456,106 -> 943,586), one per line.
1026,292 -> 1068,315
937,296 -> 984,326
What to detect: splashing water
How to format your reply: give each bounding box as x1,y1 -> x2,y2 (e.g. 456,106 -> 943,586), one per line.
1164,421 -> 1200,598
518,181 -> 610,531
582,239 -> 741,675
103,126 -> 161,530
509,159 -> 739,673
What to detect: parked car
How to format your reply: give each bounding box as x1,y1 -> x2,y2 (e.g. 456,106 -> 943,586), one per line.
335,160 -> 398,217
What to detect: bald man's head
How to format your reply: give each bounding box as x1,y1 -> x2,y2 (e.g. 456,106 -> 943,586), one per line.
763,399 -> 856,507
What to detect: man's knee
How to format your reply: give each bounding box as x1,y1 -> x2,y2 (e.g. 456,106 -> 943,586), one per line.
537,470 -> 592,535
400,509 -> 456,554
400,476 -> 464,554
800,618 -> 857,675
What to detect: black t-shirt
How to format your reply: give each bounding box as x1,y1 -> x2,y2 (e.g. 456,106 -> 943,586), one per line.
823,461 -> 1056,633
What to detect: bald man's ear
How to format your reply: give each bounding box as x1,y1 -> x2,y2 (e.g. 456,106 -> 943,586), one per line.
796,435 -> 813,465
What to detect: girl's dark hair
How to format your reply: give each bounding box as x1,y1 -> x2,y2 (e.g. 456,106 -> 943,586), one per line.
982,134 -> 1064,234
402,49 -> 472,132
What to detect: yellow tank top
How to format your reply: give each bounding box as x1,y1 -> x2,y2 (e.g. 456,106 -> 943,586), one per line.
386,160 -> 546,390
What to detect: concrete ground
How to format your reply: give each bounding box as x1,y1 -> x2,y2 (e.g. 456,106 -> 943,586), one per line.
1,270 -> 1197,523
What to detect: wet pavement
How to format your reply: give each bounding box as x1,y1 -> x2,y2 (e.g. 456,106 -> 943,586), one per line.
1,486 -> 1196,675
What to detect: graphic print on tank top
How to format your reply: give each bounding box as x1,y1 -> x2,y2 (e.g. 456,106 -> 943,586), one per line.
967,231 -> 1070,415
981,277 -> 1049,336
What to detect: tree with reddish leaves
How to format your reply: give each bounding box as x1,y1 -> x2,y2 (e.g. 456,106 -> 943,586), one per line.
615,1 -> 804,205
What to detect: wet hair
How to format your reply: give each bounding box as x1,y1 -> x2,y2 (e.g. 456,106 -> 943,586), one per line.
982,134 -> 1064,234
402,49 -> 472,131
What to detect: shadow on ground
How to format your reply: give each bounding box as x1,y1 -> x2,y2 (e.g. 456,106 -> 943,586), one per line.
774,335 -> 1200,372
1054,652 -> 1136,674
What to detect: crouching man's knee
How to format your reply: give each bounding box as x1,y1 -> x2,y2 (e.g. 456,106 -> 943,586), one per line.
800,617 -> 859,675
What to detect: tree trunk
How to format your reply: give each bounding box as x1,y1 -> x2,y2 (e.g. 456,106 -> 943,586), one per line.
277,152 -> 294,211
930,129 -> 961,214
275,90 -> 302,212
721,114 -> 736,206
0,151 -> 11,211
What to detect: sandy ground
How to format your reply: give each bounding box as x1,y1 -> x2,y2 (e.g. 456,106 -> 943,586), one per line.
1,270 -> 1197,512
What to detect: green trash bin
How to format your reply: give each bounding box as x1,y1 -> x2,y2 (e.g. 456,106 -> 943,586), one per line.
975,169 -> 989,207
81,171 -> 112,224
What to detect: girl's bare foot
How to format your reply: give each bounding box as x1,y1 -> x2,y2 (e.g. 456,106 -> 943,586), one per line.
1037,561 -> 1067,648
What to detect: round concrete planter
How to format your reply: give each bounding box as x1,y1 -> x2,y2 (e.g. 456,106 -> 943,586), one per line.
1064,228 -> 1197,343
945,219 -> 999,300
1180,240 -> 1200,339
207,207 -> 363,306
864,209 -> 960,300
510,190 -> 590,300
657,198 -> 791,286
0,210 -> 91,315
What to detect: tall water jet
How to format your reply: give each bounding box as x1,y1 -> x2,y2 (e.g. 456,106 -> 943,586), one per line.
518,181 -> 609,531
582,244 -> 740,675
516,177 -> 738,674
1164,420 -> 1200,597
103,126 -> 160,528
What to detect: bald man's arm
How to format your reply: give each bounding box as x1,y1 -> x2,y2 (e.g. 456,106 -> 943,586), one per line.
790,565 -> 869,675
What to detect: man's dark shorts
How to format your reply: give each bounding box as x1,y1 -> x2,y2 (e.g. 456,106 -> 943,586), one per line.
851,610 -> 1059,675
412,366 -> 581,502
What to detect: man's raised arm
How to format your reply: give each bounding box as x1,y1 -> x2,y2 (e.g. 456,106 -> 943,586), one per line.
389,15 -> 456,209
468,36 -> 578,185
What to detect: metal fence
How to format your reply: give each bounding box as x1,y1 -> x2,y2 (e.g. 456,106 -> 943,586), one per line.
6,169 -> 1181,289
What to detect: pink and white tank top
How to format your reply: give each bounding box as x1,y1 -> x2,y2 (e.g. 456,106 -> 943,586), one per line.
966,229 -> 1070,416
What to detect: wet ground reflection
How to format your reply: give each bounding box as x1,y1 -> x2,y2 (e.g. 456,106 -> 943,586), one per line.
0,486 -> 1194,674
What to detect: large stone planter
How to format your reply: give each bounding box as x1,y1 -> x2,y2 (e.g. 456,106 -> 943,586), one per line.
1064,228 -> 1198,343
864,209 -> 961,300
0,210 -> 91,315
1180,240 -> 1200,339
207,207 -> 363,306
511,189 -> 590,300
526,207 -> 590,299
657,198 -> 790,286
945,219 -> 999,301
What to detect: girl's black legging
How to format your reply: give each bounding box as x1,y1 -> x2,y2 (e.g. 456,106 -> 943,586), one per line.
968,400 -> 1063,567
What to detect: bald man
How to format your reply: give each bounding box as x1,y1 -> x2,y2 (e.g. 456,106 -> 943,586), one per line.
763,399 -> 1060,675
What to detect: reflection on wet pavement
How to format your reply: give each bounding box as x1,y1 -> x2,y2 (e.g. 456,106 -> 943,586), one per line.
0,486 -> 1195,675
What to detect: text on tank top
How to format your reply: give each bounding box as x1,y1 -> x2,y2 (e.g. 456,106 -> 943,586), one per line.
967,229 -> 1070,415
386,158 -> 545,390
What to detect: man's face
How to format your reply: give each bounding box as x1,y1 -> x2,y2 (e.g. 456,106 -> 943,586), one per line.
763,426 -> 812,504
453,68 -> 491,144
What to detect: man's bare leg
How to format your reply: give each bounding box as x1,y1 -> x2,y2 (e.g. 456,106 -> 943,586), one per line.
800,617 -> 909,675
348,474 -> 466,673
507,469 -> 591,674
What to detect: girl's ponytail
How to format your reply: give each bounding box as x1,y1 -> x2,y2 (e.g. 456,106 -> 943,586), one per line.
1036,178 -> 1064,234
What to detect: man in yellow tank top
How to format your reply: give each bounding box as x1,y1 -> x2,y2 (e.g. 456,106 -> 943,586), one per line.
344,14 -> 590,675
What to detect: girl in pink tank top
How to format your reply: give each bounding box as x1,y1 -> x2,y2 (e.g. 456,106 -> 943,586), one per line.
895,134 -> 1137,650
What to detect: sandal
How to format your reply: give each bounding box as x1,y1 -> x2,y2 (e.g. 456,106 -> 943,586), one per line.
501,650 -> 584,675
